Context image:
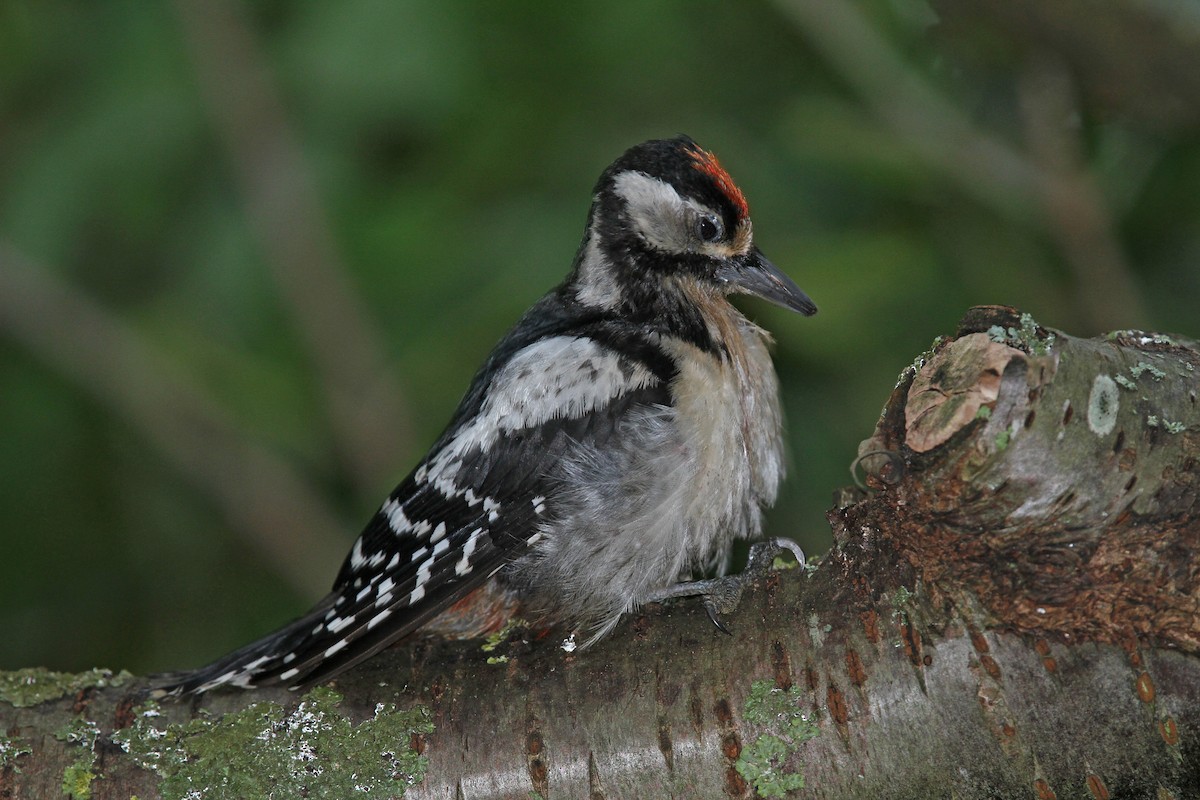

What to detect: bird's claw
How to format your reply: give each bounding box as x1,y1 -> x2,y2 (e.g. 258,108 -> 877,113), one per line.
746,537 -> 806,575
704,598 -> 733,634
647,538 -> 805,634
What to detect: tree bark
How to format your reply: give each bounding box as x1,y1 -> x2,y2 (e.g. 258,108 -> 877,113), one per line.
2,306 -> 1198,800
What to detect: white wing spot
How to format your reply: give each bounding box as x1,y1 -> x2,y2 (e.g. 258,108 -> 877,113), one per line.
324,639 -> 349,658
243,656 -> 270,671
367,609 -> 393,630
279,667 -> 300,681
432,475 -> 462,501
349,538 -> 366,569
382,498 -> 412,534
208,670 -> 247,691
455,529 -> 483,576
410,556 -> 434,604
430,522 -> 447,544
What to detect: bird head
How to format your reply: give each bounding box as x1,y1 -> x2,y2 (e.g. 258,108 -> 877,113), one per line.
576,136 -> 817,317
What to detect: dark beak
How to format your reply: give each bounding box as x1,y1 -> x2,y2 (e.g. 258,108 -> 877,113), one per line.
719,248 -> 817,316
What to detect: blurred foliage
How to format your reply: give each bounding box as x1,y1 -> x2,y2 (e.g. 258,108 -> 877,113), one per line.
1,0 -> 1197,674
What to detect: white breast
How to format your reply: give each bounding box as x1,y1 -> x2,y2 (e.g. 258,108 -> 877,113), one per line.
523,303 -> 786,641
662,314 -> 785,555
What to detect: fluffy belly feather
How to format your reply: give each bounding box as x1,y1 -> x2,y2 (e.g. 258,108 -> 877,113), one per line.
506,309 -> 785,640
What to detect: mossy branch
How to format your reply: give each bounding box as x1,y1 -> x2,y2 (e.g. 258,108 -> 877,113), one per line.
2,306 -> 1198,799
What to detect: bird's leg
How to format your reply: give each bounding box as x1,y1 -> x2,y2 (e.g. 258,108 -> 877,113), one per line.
645,538 -> 806,633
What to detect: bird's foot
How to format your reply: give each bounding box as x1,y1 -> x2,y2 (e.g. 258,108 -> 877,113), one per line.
646,538 -> 805,634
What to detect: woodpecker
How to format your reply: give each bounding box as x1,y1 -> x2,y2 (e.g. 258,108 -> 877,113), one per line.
154,135 -> 816,695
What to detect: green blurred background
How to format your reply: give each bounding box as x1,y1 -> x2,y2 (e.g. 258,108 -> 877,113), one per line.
1,0 -> 1197,675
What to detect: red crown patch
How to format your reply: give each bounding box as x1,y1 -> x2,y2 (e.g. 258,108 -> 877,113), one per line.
687,145 -> 750,221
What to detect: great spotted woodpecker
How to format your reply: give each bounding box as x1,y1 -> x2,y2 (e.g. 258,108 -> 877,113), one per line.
154,135 -> 816,694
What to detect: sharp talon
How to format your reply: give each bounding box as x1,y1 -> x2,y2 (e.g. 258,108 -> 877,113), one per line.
704,600 -> 733,635
774,538 -> 807,567
646,540 -> 807,636
746,538 -> 806,573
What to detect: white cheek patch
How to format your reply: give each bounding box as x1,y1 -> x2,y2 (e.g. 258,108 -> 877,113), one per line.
574,230 -> 622,310
612,170 -> 753,260
612,171 -> 694,253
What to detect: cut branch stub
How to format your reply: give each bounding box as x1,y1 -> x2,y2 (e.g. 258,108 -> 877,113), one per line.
848,305 -> 1200,652
905,332 -> 1017,453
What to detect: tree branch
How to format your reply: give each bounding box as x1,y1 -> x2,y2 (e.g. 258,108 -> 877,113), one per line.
2,307 -> 1197,799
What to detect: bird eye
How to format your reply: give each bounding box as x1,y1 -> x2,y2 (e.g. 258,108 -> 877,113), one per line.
696,214 -> 723,243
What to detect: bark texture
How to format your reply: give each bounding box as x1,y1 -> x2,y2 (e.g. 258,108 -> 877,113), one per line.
2,305 -> 1198,800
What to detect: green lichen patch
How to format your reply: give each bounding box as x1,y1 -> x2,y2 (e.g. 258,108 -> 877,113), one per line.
480,617 -> 526,654
112,687 -> 433,800
987,313 -> 1054,356
890,585 -> 914,610
911,335 -> 947,371
736,680 -> 819,797
0,667 -> 131,708
55,716 -> 102,799
61,760 -> 97,799
55,716 -> 102,750
771,553 -> 801,571
1087,375 -> 1120,436
1130,361 -> 1167,381
0,732 -> 33,771
1106,330 -> 1179,347
1147,415 -> 1187,434
894,335 -> 947,389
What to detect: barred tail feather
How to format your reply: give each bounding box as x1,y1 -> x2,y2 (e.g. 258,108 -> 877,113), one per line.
149,544 -> 513,696
147,594 -> 339,697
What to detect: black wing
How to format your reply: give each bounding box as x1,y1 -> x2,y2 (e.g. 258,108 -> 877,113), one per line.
154,323 -> 671,693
